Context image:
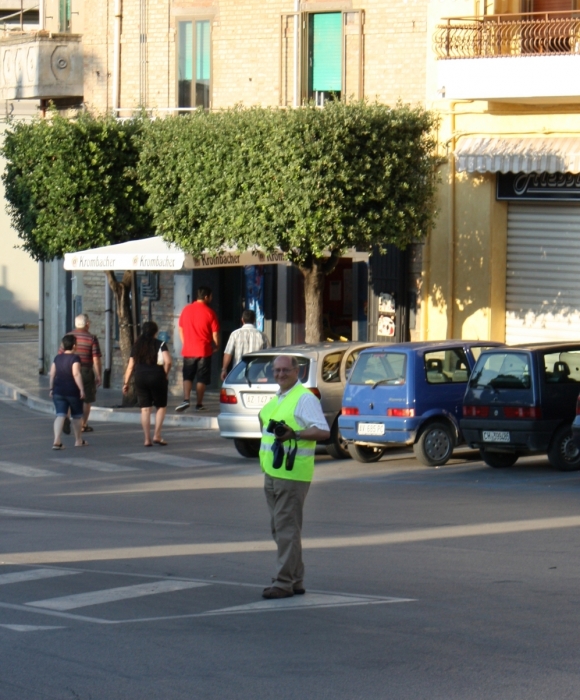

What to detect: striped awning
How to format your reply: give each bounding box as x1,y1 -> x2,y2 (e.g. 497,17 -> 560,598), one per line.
455,137 -> 580,174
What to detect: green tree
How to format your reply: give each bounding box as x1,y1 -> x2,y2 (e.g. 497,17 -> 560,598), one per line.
138,101 -> 438,342
2,111 -> 154,393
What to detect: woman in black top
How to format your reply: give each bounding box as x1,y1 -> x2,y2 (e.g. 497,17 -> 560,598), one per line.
49,334 -> 86,449
123,321 -> 172,446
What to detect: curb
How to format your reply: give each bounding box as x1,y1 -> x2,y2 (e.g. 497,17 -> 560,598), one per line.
0,378 -> 218,429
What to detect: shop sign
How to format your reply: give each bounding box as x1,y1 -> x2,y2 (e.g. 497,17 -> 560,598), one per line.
497,172 -> 580,201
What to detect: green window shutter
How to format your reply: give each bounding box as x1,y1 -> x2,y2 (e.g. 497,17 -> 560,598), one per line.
196,20 -> 210,81
178,22 -> 193,81
311,13 -> 342,92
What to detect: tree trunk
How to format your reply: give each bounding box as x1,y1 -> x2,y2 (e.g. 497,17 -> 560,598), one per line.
300,253 -> 340,344
106,270 -> 138,406
301,261 -> 325,343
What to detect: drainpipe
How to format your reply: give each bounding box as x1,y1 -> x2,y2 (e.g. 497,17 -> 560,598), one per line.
112,0 -> 122,113
104,280 -> 112,388
38,0 -> 44,29
293,0 -> 300,107
447,101 -> 458,340
38,261 -> 45,373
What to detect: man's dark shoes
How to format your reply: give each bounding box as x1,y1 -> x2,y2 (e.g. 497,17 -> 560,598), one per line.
293,587 -> 306,595
262,586 -> 294,599
175,400 -> 190,413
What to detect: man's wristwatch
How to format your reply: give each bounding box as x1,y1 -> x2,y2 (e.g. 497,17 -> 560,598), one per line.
294,431 -> 302,441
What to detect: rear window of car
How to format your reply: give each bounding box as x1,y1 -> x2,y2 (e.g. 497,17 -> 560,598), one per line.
227,356 -> 310,385
469,352 -> 531,391
349,352 -> 407,386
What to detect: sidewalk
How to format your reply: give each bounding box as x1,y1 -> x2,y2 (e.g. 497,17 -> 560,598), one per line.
0,328 -> 219,429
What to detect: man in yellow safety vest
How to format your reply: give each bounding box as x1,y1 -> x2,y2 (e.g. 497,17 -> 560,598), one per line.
259,354 -> 330,599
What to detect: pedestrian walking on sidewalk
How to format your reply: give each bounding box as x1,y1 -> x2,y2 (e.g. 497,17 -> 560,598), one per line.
123,321 -> 172,447
176,286 -> 220,413
258,354 -> 330,599
49,334 -> 86,449
60,314 -> 102,434
220,309 -> 270,381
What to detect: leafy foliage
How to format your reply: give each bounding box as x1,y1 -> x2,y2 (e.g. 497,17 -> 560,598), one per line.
138,102 -> 438,266
2,111 -> 153,261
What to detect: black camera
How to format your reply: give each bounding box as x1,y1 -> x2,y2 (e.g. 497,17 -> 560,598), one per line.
266,419 -> 289,439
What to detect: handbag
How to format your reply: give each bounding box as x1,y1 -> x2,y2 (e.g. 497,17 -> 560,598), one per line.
157,343 -> 165,366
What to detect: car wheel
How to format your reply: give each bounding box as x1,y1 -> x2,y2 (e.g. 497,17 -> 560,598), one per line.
326,419 -> 350,460
350,444 -> 385,463
548,425 -> 580,471
413,421 -> 454,467
480,449 -> 518,468
233,438 -> 261,459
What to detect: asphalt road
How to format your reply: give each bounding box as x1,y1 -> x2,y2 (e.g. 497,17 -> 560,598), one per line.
2,395 -> 580,699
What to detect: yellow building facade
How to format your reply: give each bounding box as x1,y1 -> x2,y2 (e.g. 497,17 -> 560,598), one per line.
427,0 -> 580,344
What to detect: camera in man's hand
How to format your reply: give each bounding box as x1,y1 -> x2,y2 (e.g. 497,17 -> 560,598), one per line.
266,419 -> 289,440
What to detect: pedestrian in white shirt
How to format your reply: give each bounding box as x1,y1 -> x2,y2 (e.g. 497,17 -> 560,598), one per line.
221,310 -> 270,380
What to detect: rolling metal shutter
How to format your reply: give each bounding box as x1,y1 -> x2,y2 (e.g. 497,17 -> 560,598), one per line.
506,202 -> 580,344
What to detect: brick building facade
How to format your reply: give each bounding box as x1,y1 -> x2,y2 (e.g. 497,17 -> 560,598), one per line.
35,0 -> 432,387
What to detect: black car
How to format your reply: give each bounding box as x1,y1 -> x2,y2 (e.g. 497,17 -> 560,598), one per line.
461,343 -> 580,470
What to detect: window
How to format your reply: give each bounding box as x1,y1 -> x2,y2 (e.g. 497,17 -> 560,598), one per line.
280,10 -> 363,107
321,351 -> 345,383
349,352 -> 407,386
424,349 -> 469,384
543,350 -> 580,383
177,19 -> 211,111
59,0 -> 71,32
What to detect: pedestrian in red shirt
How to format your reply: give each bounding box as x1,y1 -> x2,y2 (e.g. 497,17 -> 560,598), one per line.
175,286 -> 220,412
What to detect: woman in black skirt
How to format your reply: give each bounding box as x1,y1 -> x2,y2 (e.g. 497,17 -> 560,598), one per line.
123,321 -> 172,446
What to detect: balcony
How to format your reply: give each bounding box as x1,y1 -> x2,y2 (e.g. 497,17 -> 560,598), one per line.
434,12 -> 580,103
0,31 -> 83,100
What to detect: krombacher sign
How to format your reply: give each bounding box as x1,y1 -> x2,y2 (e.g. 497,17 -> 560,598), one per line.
497,172 -> 580,201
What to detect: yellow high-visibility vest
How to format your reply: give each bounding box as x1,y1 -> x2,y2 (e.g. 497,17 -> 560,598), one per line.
259,382 -> 317,482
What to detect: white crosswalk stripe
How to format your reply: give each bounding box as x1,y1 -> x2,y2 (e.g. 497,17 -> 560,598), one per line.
50,457 -> 140,473
0,461 -> 58,478
0,624 -> 66,632
26,580 -> 209,611
0,569 -> 79,586
122,453 -> 212,468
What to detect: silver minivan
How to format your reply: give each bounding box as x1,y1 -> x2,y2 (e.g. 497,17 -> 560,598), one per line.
218,342 -> 381,459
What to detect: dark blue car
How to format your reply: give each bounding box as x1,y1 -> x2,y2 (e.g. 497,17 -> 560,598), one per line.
339,340 -> 502,466
462,343 -> 580,470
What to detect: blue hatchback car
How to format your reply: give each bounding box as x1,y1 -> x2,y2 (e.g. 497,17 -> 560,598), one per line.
339,340 -> 503,466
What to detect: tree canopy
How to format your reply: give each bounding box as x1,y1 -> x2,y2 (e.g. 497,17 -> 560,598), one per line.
138,101 -> 438,264
2,111 -> 153,261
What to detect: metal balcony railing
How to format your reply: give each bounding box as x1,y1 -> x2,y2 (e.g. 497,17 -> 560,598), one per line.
434,11 -> 580,59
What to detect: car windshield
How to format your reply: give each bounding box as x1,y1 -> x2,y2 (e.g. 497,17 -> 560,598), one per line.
227,356 -> 310,385
469,352 -> 531,390
349,352 -> 407,386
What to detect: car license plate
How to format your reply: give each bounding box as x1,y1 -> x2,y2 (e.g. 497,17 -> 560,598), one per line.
243,393 -> 273,409
482,430 -> 510,443
358,423 -> 385,436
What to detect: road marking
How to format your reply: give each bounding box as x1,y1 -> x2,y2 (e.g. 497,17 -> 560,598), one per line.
0,568 -> 79,585
0,506 -> 189,526
50,457 -> 140,473
0,461 -> 58,478
0,624 -> 65,632
26,580 -> 209,611
122,453 -> 212,468
196,593 -> 414,617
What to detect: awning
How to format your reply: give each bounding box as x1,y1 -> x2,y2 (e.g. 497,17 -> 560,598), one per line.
455,137 -> 580,175
63,236 -> 288,271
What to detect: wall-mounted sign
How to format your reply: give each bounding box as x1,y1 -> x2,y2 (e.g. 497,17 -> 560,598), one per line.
497,172 -> 580,201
